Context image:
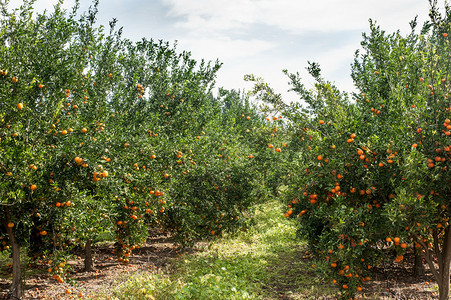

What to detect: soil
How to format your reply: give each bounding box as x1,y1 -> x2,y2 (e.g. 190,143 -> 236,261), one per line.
0,232 -> 183,300
0,235 -> 442,300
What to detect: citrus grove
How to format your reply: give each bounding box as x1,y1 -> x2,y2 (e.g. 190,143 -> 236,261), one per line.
1,0 -> 451,299
0,1 -> 276,298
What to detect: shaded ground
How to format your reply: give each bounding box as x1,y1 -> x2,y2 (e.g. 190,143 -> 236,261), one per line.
0,233 -> 442,300
262,249 -> 438,300
0,232 -> 185,299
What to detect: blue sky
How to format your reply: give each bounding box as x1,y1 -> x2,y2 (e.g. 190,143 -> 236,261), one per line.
10,0 -> 433,102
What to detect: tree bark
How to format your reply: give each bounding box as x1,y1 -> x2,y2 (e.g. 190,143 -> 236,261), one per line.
5,224 -> 23,299
438,228 -> 451,300
413,252 -> 425,277
84,239 -> 93,272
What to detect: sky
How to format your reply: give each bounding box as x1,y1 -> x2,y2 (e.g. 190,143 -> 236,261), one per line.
9,0 -> 434,103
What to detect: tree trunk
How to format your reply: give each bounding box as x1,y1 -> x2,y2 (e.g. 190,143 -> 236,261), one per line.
5,224 -> 23,299
84,239 -> 93,272
438,228 -> 451,300
413,252 -> 425,277
438,263 -> 450,300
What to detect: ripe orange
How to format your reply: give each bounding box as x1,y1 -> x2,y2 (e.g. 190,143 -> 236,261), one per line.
317,155 -> 323,161
30,184 -> 37,190
74,157 -> 83,165
319,120 -> 325,124
7,222 -> 14,228
17,103 -> 23,110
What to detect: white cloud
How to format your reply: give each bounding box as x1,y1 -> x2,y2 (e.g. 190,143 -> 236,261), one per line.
162,0 -> 430,36
176,37 -> 276,61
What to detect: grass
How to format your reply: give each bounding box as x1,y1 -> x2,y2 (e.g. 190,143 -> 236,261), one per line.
101,200 -> 336,300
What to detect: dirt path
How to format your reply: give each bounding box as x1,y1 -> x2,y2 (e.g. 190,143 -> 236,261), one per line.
0,232 -> 442,300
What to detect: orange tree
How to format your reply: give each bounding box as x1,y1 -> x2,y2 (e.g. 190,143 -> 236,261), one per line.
248,3 -> 451,299
0,1 -> 105,296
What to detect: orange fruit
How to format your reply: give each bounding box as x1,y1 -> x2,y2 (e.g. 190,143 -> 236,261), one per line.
17,103 -> 23,110
7,222 -> 14,228
30,184 -> 37,190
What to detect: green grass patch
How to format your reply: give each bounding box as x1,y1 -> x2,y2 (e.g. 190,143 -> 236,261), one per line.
103,201 -> 336,299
